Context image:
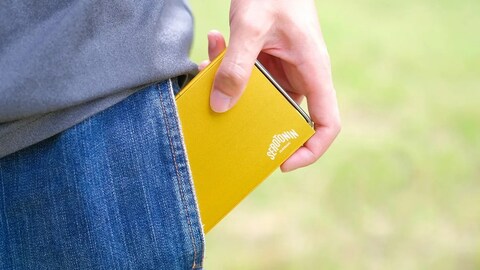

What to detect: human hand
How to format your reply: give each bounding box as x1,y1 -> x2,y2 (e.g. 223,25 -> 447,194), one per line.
204,0 -> 340,172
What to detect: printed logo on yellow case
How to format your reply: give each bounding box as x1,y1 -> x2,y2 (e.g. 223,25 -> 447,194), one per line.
266,129 -> 300,160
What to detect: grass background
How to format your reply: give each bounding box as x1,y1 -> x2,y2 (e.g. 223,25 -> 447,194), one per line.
189,0 -> 480,269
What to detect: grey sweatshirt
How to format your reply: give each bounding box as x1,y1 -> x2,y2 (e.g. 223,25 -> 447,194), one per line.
0,0 -> 197,158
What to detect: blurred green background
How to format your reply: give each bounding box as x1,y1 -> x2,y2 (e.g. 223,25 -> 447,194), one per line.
189,0 -> 480,269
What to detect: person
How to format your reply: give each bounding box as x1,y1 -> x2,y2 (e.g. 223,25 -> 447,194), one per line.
0,0 -> 340,269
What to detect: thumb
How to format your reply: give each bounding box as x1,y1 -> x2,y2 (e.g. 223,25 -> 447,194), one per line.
210,38 -> 262,113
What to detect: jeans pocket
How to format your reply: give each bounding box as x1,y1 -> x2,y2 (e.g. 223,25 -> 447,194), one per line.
0,79 -> 205,270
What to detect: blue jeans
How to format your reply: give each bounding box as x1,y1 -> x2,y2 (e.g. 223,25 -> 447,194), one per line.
0,79 -> 205,269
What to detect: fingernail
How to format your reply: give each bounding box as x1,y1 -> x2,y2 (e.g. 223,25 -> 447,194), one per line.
210,90 -> 232,113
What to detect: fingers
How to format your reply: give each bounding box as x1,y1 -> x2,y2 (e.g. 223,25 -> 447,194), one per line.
281,51 -> 341,172
198,60 -> 210,71
280,92 -> 341,172
280,119 -> 341,172
198,31 -> 226,71
208,30 -> 226,61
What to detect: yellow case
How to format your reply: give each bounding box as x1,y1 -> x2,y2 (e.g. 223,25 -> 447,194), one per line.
175,52 -> 315,233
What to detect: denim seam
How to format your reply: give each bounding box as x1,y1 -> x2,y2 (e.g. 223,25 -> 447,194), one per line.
167,79 -> 206,269
166,79 -> 205,269
157,80 -> 203,269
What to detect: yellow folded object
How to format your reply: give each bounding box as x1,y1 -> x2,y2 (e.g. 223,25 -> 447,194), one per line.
175,51 -> 315,233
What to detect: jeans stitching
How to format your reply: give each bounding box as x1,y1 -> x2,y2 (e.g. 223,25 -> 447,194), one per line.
157,80 -> 200,269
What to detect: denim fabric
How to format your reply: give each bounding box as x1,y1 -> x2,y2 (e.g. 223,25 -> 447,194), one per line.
0,79 -> 205,269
